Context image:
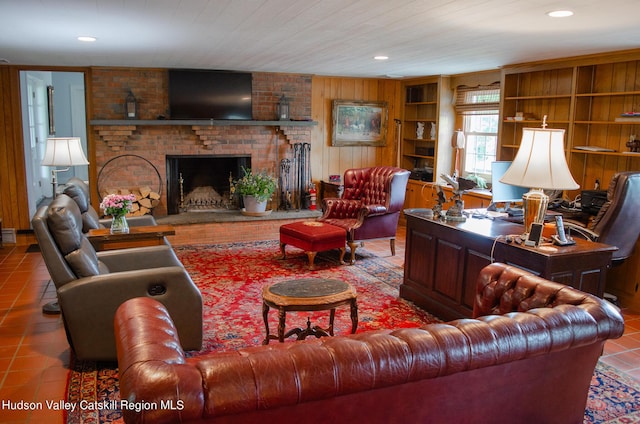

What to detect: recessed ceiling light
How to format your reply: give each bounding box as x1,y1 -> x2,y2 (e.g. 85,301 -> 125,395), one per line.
547,10 -> 573,18
77,36 -> 97,42
374,56 -> 389,61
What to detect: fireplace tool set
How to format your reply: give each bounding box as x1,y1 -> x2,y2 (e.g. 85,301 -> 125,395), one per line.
280,142 -> 312,210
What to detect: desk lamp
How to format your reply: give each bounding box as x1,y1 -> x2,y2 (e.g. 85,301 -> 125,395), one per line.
41,137 -> 89,197
499,116 -> 578,235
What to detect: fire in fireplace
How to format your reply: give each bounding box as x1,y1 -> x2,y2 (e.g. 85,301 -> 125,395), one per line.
166,155 -> 250,214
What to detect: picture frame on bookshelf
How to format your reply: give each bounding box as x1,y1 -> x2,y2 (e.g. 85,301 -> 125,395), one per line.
331,100 -> 388,146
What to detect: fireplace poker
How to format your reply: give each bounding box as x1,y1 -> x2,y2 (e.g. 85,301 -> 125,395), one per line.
280,159 -> 292,210
292,143 -> 299,209
302,143 -> 311,209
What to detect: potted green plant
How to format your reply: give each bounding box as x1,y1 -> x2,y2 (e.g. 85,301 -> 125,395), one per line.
231,167 -> 277,213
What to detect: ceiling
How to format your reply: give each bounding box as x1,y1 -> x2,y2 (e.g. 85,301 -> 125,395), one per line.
2,0 -> 640,78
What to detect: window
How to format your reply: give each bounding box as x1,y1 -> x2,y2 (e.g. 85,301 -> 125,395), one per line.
455,84 -> 500,177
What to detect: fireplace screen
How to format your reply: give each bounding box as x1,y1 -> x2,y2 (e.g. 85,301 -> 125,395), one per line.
166,155 -> 250,214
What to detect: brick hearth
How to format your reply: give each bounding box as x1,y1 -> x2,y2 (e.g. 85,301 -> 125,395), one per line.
162,212 -> 321,246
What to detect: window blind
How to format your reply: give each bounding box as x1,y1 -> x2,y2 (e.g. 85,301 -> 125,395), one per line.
455,82 -> 500,115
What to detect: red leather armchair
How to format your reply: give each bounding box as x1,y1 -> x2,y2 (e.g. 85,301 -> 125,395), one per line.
319,166 -> 410,264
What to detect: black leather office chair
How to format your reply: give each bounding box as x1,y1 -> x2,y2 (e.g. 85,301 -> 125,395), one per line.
564,172 -> 640,302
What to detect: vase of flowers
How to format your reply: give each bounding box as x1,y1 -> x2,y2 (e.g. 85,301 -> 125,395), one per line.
231,167 -> 277,213
100,193 -> 137,234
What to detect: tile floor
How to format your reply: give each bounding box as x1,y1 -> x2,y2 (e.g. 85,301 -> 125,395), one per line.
0,226 -> 638,423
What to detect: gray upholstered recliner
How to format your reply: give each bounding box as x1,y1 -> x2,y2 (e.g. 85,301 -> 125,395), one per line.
31,193 -> 202,361
62,177 -> 158,233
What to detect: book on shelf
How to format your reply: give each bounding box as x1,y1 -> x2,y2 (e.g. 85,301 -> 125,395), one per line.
615,116 -> 640,122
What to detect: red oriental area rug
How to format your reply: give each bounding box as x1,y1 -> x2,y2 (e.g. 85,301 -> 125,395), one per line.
65,240 -> 640,423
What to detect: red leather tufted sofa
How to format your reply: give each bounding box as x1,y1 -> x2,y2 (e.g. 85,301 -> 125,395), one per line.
114,262 -> 623,424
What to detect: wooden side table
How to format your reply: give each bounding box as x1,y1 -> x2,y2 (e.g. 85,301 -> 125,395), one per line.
87,224 -> 175,250
262,278 -> 358,344
320,180 -> 343,207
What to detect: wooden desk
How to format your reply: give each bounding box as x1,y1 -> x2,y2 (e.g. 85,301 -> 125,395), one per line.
401,211 -> 616,320
87,224 -> 175,250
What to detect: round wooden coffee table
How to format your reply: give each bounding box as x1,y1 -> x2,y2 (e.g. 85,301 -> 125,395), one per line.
262,278 -> 358,344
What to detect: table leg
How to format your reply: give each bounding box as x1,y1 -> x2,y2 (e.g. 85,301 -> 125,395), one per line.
277,307 -> 286,343
262,302 -> 271,345
350,298 -> 358,334
328,308 -> 335,336
280,242 -> 287,259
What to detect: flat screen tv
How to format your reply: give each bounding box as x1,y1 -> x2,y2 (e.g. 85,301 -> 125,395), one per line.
168,69 -> 252,120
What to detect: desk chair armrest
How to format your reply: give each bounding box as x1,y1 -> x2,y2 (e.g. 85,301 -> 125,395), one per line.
563,220 -> 599,242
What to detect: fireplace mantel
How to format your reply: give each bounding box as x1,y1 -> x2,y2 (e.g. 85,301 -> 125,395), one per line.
91,119 -> 316,150
90,119 -> 317,127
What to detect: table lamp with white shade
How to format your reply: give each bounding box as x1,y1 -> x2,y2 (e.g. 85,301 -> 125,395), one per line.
41,137 -> 89,197
499,116 -> 579,235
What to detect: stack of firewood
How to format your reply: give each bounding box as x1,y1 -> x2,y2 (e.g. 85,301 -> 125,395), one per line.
100,186 -> 160,216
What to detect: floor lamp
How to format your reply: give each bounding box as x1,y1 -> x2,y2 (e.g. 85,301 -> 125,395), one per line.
499,116 -> 578,236
40,137 -> 89,314
41,137 -> 89,198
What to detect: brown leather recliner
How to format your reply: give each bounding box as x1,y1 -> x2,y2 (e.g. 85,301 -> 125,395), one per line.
319,166 -> 410,263
63,177 -> 158,233
31,193 -> 202,361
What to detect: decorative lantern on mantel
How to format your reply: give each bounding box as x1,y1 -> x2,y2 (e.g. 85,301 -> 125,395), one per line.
277,95 -> 290,121
125,91 -> 137,119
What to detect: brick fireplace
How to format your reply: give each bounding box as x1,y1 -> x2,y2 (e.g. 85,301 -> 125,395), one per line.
90,70 -> 313,217
93,124 -> 312,216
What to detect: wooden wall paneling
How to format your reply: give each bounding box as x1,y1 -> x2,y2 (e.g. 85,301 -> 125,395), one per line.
0,66 -> 30,231
0,67 -> 8,227
310,77 -> 327,186
311,76 -> 400,185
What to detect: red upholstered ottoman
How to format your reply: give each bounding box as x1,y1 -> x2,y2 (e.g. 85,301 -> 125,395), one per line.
280,221 -> 346,270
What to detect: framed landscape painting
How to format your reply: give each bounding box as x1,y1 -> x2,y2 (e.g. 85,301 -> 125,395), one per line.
331,100 -> 388,146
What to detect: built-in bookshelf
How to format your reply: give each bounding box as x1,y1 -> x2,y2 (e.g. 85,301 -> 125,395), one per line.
400,76 -> 453,183
499,51 -> 640,196
400,76 -> 454,214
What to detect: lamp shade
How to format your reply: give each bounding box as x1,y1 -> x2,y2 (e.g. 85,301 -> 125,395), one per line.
453,130 -> 465,149
500,127 -> 578,190
41,137 -> 89,167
